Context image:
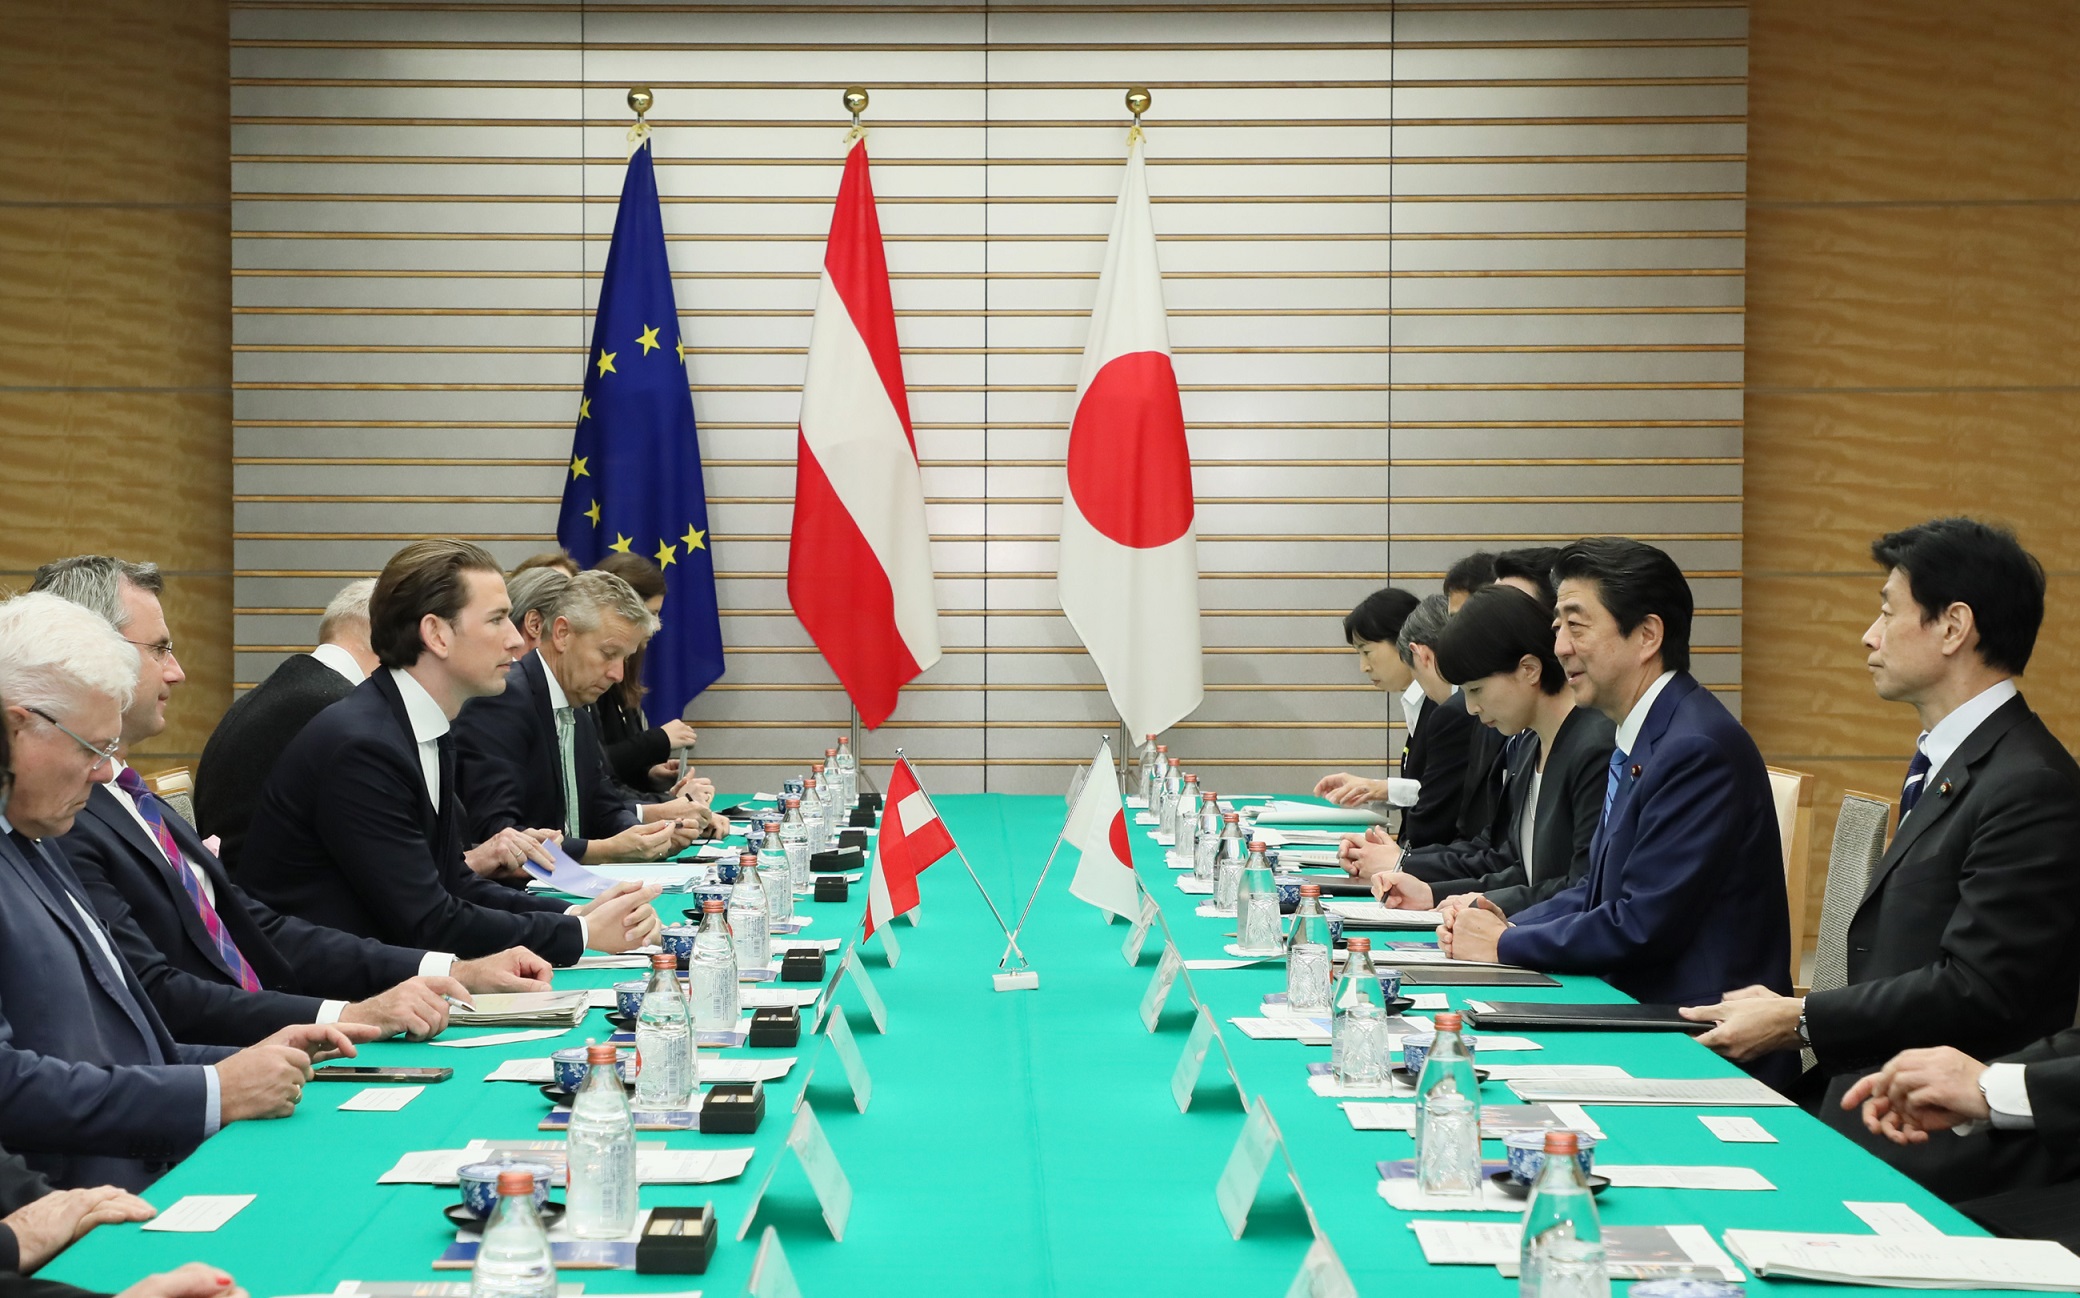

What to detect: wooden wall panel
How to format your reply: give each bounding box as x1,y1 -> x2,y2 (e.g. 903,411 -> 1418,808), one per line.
0,0 -> 233,767
1746,0 -> 2080,950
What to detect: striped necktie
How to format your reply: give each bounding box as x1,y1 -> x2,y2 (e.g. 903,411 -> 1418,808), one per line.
1602,746 -> 1629,826
555,706 -> 582,838
1898,738 -> 1932,826
113,766 -> 263,992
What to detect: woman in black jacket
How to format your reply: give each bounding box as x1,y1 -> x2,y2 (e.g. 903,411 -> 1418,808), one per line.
589,553 -> 705,801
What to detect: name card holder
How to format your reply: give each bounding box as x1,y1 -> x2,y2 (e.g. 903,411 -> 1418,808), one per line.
1215,1096 -> 1324,1242
869,915 -> 902,968
822,1003 -> 872,1113
746,1226 -> 804,1298
1283,1235 -> 1358,1298
1171,1003 -> 1248,1114
1140,944 -> 1184,1032
840,944 -> 888,1032
737,1101 -> 853,1243
1121,898 -> 1160,966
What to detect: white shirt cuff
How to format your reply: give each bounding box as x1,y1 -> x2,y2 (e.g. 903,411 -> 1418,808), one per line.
316,1000 -> 346,1025
1982,1062 -> 2035,1129
203,1066 -> 222,1137
568,908 -> 592,950
418,951 -> 456,978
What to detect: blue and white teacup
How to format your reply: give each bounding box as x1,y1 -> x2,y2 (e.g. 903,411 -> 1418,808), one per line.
661,925 -> 698,969
551,1046 -> 634,1092
1504,1129 -> 1598,1184
1273,874 -> 1303,914
458,1159 -> 555,1219
1400,1030 -> 1477,1076
1378,967 -> 1404,1000
614,980 -> 647,1019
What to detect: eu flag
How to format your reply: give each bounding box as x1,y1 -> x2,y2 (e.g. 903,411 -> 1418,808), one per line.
556,138 -> 725,713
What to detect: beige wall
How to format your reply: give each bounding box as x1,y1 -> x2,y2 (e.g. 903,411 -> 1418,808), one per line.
1745,0 -> 2080,942
0,0 -> 232,768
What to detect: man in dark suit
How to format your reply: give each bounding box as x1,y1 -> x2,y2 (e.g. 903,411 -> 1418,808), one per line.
0,592 -> 372,1191
1356,586 -> 1618,916
34,558 -> 555,1047
1442,540 -> 1792,1079
192,579 -> 374,875
239,540 -> 662,965
1391,594 -> 1481,848
455,570 -> 722,863
1683,519 -> 2080,1188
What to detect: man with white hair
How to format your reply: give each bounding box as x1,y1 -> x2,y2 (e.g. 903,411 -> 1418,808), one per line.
193,577 -> 375,872
455,569 -> 725,864
0,592 -> 376,1191
38,557 -> 554,1049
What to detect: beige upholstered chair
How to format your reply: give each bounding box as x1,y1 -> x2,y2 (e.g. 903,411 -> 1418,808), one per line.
1800,789 -> 1897,1069
1766,766 -> 1816,985
146,765 -> 199,830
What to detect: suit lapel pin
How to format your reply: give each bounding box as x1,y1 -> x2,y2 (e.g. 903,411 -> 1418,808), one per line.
1629,764 -> 1642,779
1938,779 -> 1952,797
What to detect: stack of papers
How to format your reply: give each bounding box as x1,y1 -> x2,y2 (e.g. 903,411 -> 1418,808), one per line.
380,1140 -> 754,1186
1255,801 -> 1389,827
1508,1076 -> 1794,1106
450,991 -> 591,1029
1723,1231 -> 2080,1291
1322,901 -> 1445,930
1411,1222 -> 1745,1282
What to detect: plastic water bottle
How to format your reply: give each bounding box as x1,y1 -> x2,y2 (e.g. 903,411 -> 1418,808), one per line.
1236,838 -> 1281,951
1212,811 -> 1246,910
1415,1011 -> 1482,1184
1520,1131 -> 1608,1298
1156,759 -> 1180,837
565,1042 -> 638,1238
634,952 -> 693,1110
470,1169 -> 556,1298
727,850 -> 770,973
802,773 -> 828,854
1171,774 -> 1201,868
687,897 -> 738,1031
834,735 -> 858,807
757,842 -> 793,927
780,796 -> 810,891
1193,789 -> 1222,882
1285,882 -> 1333,1013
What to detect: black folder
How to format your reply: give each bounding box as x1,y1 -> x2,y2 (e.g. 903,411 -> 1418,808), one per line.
1391,967 -> 1561,988
1462,1001 -> 1710,1033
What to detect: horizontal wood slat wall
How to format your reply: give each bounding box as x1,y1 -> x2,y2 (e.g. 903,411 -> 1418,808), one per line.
229,0 -> 1747,793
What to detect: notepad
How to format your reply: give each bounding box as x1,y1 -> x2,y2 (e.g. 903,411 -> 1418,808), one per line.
448,991 -> 591,1028
338,1085 -> 423,1112
1321,901 -> 1446,929
142,1194 -> 254,1232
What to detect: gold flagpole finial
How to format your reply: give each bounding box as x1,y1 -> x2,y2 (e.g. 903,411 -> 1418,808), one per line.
1125,87 -> 1151,145
626,87 -> 653,152
844,87 -> 870,142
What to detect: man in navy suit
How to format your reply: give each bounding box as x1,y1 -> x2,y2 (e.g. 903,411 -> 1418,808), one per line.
239,540 -> 663,964
1442,539 -> 1792,1079
0,593 -> 372,1191
455,570 -> 722,865
33,557 -> 555,1047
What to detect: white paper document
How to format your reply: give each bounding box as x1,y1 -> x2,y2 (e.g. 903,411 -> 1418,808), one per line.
1599,1165 -> 1775,1191
1311,1074 -> 1412,1100
570,952 -> 658,970
1480,1064 -> 1631,1082
1700,1114 -> 1777,1142
1415,1221 -> 1745,1282
703,1056 -> 798,1084
483,1058 -> 556,1084
1175,877 -> 1214,894
429,1027 -> 573,1049
1256,801 -> 1389,827
338,1085 -> 423,1112
142,1194 -> 255,1233
1230,1016 -> 1331,1044
1321,901 -> 1445,930
1379,1176 -> 1523,1214
1844,1201 -> 1945,1237
1184,957 -> 1272,970
1509,1076 -> 1793,1106
1341,1102 -> 1415,1131
1724,1231 -> 2080,1291
1454,1035 -> 1542,1053
739,986 -> 822,1008
1408,993 -> 1451,1011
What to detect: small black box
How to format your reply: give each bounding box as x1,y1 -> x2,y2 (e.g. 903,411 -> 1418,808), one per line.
698,1081 -> 766,1135
635,1203 -> 718,1274
780,949 -> 827,982
814,876 -> 850,903
848,808 -> 877,828
857,791 -> 883,812
839,829 -> 868,852
810,846 -> 862,873
748,1005 -> 800,1047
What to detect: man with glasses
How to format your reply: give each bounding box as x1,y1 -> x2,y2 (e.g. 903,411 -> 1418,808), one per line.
0,592 -> 375,1190
34,557 -> 556,1049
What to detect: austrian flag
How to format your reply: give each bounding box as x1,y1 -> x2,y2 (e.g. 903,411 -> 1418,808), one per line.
865,757 -> 955,937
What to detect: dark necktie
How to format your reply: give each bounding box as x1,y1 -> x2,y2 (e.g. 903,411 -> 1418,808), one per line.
113,766 -> 263,992
1898,739 -> 1933,826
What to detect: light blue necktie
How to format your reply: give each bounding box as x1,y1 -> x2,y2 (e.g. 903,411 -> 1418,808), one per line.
1602,746 -> 1629,826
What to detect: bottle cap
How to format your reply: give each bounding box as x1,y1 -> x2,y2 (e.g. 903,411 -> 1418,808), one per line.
1300,882 -> 1320,897
1200,791 -> 1215,803
1185,773 -> 1198,783
1249,838 -> 1267,851
651,952 -> 676,970
740,852 -> 756,866
703,898 -> 725,913
1346,936 -> 1371,952
1435,1011 -> 1463,1031
1223,811 -> 1239,822
1156,744 -> 1168,752
786,796 -> 800,807
1543,1130 -> 1579,1155
586,1042 -> 618,1064
497,1170 -> 536,1197
826,748 -> 837,757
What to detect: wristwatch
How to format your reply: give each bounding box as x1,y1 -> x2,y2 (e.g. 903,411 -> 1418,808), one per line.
1794,1010 -> 1811,1048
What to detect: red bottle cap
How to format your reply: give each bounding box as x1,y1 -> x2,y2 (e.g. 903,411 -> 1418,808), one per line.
1300,883 -> 1321,897
703,898 -> 725,913
1346,937 -> 1372,952
651,952 -> 675,970
786,796 -> 801,807
497,1170 -> 536,1197
1435,1011 -> 1463,1031
586,1042 -> 618,1065
740,852 -> 756,867
1543,1131 -> 1579,1155
1249,839 -> 1267,851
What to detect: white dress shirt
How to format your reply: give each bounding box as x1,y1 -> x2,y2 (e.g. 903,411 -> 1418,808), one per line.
1614,670 -> 1679,757
1913,679 -> 2019,814
1400,680 -> 1428,735
389,668 -> 450,808
310,641 -> 368,686
1517,768 -> 1543,878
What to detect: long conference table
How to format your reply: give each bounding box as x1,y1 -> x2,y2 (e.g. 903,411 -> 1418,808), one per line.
50,792 -> 1996,1296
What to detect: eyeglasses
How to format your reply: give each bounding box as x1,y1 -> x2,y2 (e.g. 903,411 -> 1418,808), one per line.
27,707 -> 123,771
124,637 -> 179,664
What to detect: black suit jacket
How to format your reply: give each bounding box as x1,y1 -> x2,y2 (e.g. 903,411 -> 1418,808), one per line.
239,670 -> 584,965
1400,707 -> 1618,915
194,653 -> 356,875
592,691 -> 671,793
1453,722 -> 1508,842
1806,694 -> 2080,1075
454,652 -> 638,861
58,785 -> 427,1042
1398,691 -> 1477,849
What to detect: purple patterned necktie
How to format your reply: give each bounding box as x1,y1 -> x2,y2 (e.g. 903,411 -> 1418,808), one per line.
114,766 -> 263,992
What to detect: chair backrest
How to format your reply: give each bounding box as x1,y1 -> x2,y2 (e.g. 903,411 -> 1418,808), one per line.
1765,765 -> 1816,983
1808,790 -> 1895,997
146,766 -> 198,830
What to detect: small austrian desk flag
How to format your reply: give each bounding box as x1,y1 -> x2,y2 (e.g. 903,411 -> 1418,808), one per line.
865,756 -> 955,937
1066,738 -> 1140,921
